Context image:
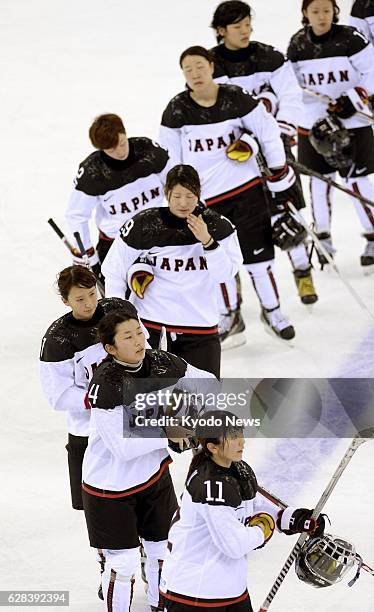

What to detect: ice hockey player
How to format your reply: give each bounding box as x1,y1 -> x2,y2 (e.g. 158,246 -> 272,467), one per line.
102,164 -> 243,376
39,265 -> 140,598
65,113 -> 173,286
210,0 -> 318,307
82,310 -> 217,612
288,0 -> 374,271
160,410 -> 325,612
159,46 -> 304,343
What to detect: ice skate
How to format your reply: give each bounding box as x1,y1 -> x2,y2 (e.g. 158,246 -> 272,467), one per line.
261,306 -> 295,341
219,309 -> 246,351
293,266 -> 318,306
360,233 -> 374,275
315,232 -> 336,269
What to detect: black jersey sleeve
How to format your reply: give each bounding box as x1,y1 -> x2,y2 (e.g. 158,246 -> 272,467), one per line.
87,360 -> 124,409
351,0 -> 374,18
132,137 -> 170,173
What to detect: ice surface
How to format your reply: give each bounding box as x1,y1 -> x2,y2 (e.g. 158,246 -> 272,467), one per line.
1,0 -> 373,610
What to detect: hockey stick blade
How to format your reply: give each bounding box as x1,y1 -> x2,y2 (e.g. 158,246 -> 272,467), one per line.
258,433 -> 373,611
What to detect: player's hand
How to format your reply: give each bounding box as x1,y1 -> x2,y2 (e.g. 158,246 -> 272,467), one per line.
186,213 -> 211,245
226,133 -> 259,162
247,512 -> 275,546
328,87 -> 370,119
72,246 -> 100,267
277,507 -> 325,537
272,211 -> 307,251
266,164 -> 296,194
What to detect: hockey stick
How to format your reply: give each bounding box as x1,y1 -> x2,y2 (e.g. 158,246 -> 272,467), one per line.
47,218 -> 105,296
286,158 -> 374,208
257,484 -> 374,581
255,154 -> 374,324
257,427 -> 374,611
303,87 -> 374,123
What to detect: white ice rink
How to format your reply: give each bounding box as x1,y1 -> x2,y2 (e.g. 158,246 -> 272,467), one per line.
1,0 -> 373,610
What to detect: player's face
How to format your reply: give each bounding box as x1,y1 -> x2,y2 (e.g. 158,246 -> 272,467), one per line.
168,184 -> 199,218
218,16 -> 252,50
209,433 -> 245,467
63,284 -> 98,321
304,0 -> 334,36
104,132 -> 129,160
106,319 -> 146,363
181,55 -> 215,93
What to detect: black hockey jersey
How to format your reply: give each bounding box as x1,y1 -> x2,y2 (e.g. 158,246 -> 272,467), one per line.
350,0 -> 374,45
102,207 -> 243,330
65,137 -> 172,250
287,24 -> 374,129
39,298 -> 137,436
82,351 -> 216,494
160,459 -> 279,604
159,84 -> 285,203
211,41 -> 302,127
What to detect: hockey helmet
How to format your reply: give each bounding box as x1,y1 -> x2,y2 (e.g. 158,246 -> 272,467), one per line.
295,533 -> 357,588
309,116 -> 353,169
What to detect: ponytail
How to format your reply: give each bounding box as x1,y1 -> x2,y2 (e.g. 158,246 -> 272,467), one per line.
186,436 -> 220,481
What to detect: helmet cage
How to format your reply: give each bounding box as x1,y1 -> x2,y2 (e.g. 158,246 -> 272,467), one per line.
296,534 -> 357,588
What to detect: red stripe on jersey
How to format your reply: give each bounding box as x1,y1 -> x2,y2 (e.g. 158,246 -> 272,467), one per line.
142,320 -> 218,335
99,230 -> 115,242
204,178 -> 263,205
298,127 -> 310,136
160,589 -> 249,607
82,457 -> 172,498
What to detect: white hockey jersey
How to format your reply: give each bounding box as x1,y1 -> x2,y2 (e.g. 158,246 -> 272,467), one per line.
287,24 -> 374,129
82,350 -> 216,494
350,0 -> 374,46
39,298 -> 137,436
65,137 -> 172,250
159,84 -> 285,205
211,41 -> 302,128
160,459 -> 280,604
102,206 -> 242,331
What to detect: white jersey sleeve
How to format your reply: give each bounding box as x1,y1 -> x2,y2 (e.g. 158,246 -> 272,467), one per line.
101,234 -> 143,298
347,33 -> 374,93
197,503 -> 265,559
65,188 -> 97,251
269,61 -> 303,127
39,359 -> 87,412
202,231 -> 243,283
241,102 -> 286,169
158,124 -> 183,167
91,406 -> 168,462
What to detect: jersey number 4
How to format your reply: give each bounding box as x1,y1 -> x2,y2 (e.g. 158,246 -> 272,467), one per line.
88,384 -> 100,406
204,480 -> 225,503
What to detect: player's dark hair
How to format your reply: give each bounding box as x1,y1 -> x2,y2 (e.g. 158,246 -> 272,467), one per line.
302,0 -> 340,25
211,1 -> 252,42
179,46 -> 215,67
165,164 -> 201,200
97,310 -> 139,348
186,411 -> 244,480
57,265 -> 97,300
89,114 -> 126,150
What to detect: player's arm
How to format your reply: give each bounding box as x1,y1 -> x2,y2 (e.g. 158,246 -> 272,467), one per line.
159,102 -> 184,166
241,99 -> 285,170
192,478 -> 265,558
65,178 -> 98,252
101,230 -> 143,299
203,230 -> 243,283
347,32 -> 374,94
269,60 -> 303,138
91,406 -> 168,462
39,339 -> 90,413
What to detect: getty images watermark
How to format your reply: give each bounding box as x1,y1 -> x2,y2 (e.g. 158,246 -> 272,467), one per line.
130,389 -> 261,429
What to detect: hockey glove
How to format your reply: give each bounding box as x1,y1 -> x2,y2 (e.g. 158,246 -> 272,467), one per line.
277,507 -> 325,537
247,512 -> 276,547
127,258 -> 154,299
266,164 -> 296,193
72,245 -> 100,268
227,132 -> 259,162
272,212 -> 307,250
328,87 -> 370,119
